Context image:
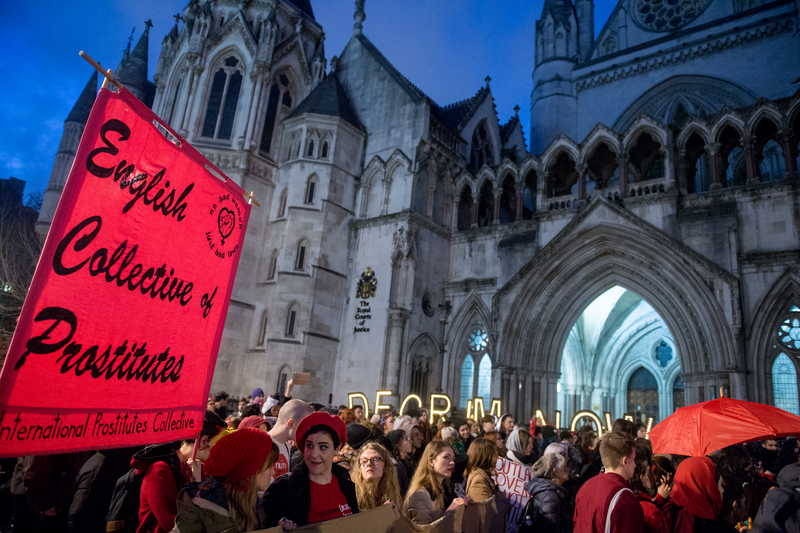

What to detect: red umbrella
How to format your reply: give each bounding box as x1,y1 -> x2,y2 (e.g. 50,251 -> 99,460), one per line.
648,396 -> 800,456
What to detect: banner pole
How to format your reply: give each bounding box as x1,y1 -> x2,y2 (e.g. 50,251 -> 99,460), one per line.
79,50 -> 124,91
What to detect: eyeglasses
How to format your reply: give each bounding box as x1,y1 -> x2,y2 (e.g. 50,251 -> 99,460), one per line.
359,458 -> 384,467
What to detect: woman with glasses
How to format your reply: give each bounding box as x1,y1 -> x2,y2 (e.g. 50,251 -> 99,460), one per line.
349,443 -> 402,511
404,441 -> 471,525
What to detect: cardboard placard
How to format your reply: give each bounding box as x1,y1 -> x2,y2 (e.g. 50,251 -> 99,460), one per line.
292,372 -> 311,385
0,88 -> 250,457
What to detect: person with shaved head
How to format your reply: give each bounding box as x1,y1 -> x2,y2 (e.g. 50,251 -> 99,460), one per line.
268,399 -> 313,481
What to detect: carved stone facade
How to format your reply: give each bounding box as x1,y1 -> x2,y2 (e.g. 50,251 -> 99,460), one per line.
41,1 -> 800,421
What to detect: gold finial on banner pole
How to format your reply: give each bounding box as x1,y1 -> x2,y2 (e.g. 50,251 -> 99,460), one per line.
101,69 -> 113,90
79,50 -> 124,91
245,191 -> 261,207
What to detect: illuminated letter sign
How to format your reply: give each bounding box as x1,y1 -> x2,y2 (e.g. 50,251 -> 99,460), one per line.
398,394 -> 422,416
430,394 -> 452,421
570,410 -> 605,436
375,391 -> 392,414
348,393 -> 370,420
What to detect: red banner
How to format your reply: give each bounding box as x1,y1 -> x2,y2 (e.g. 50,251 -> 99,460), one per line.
0,88 -> 250,457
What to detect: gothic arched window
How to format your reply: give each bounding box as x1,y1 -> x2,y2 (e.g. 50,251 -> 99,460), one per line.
295,239 -> 309,270
285,304 -> 299,337
256,310 -> 268,346
277,188 -> 287,218
305,175 -> 319,204
260,72 -> 295,155
267,249 -> 278,280
470,120 -> 494,169
201,56 -> 244,140
459,324 -> 491,408
773,353 -> 799,415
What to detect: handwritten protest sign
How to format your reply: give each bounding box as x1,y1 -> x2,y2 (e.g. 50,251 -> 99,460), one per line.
0,87 -> 250,457
493,457 -> 532,533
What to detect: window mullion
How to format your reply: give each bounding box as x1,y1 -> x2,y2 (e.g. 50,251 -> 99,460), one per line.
214,69 -> 232,139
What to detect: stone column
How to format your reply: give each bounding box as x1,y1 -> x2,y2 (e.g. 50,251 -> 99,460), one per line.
744,138 -> 759,184
515,182 -> 524,220
180,64 -> 204,139
509,371 -> 519,421
781,134 -> 798,179
540,171 -> 549,211
707,143 -> 722,190
450,198 -> 459,231
492,189 -> 501,225
470,195 -> 478,228
618,156 -> 629,197
403,257 -> 416,310
676,150 -> 687,193
383,310 -> 409,391
578,164 -> 587,201
245,67 -> 267,150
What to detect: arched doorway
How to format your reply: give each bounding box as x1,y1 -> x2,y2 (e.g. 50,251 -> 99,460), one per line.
557,286 -> 679,424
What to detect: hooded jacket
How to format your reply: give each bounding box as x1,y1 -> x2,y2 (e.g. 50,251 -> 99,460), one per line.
174,477 -> 239,533
525,476 -> 573,532
662,457 -> 727,533
506,428 -> 536,466
261,460 -> 358,527
752,462 -> 800,533
131,443 -> 188,533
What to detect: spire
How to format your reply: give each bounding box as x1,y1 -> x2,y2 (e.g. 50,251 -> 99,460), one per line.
66,71 -> 98,124
542,0 -> 575,26
116,21 -> 151,101
353,0 -> 365,35
514,105 -> 520,118
485,75 -> 491,89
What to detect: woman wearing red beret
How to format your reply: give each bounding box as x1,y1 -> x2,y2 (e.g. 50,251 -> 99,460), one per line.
173,428 -> 279,532
261,412 -> 359,529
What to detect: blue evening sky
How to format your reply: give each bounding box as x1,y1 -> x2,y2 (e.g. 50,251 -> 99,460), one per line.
0,2 -> 616,197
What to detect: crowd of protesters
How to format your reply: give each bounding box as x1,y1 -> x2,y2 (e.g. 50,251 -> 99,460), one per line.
0,383 -> 798,533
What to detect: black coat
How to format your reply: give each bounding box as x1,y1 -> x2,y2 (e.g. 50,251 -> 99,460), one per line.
752,486 -> 800,533
67,447 -> 139,533
525,477 -> 574,533
262,461 -> 359,527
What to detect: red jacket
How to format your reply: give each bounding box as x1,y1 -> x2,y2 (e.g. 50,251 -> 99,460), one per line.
135,453 -> 190,533
637,493 -> 668,533
574,472 -> 644,533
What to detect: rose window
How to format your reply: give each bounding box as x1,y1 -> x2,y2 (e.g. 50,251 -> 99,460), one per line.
469,329 -> 488,351
633,0 -> 711,31
779,313 -> 800,351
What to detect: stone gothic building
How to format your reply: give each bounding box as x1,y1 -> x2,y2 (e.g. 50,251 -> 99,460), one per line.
39,0 -> 800,424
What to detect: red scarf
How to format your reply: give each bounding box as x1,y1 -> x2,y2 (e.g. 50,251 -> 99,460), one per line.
669,457 -> 721,533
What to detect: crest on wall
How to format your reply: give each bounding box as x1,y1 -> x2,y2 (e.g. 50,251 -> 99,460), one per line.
356,266 -> 378,299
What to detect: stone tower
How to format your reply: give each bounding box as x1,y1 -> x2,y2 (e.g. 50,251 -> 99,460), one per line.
531,0 -> 579,153
35,71 -> 98,241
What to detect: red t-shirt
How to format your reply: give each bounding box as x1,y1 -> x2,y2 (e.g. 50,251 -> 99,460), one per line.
307,476 -> 352,524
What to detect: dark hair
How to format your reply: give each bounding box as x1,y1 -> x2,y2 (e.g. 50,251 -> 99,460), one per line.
213,391 -> 229,402
304,424 -> 341,448
534,426 -> 542,437
559,430 -> 572,441
612,419 -> 637,437
480,415 -> 495,425
636,422 -> 646,432
240,403 -> 261,418
629,439 -> 654,494
183,411 -> 225,445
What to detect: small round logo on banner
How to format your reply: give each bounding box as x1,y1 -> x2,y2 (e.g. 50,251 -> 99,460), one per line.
206,194 -> 242,259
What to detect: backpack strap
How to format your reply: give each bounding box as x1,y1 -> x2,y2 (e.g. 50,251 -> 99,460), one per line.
605,487 -> 633,533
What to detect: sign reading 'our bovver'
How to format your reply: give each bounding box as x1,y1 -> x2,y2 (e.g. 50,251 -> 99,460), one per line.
0,87 -> 250,457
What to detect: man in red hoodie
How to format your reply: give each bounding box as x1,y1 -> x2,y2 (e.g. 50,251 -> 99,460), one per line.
574,430 -> 643,533
134,411 -> 224,533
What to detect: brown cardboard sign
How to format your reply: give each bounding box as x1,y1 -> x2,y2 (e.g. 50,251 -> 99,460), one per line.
292,372 -> 311,385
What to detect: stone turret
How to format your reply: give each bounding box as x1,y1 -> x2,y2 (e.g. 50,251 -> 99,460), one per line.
36,71 -> 98,241
531,0 -> 578,153
575,0 -> 594,62
116,21 -> 154,105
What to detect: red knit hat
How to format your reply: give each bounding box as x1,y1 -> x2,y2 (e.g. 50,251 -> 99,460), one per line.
295,412 -> 347,451
239,415 -> 270,431
203,428 -> 273,490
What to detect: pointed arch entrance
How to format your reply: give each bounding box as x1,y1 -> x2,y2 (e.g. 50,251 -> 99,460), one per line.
492,197 -> 741,422
558,285 -> 680,424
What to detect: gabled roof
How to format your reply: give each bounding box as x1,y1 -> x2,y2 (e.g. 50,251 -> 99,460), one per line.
436,86 -> 490,131
66,71 -> 98,124
499,114 -> 520,145
287,73 -> 362,129
348,33 -> 432,104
